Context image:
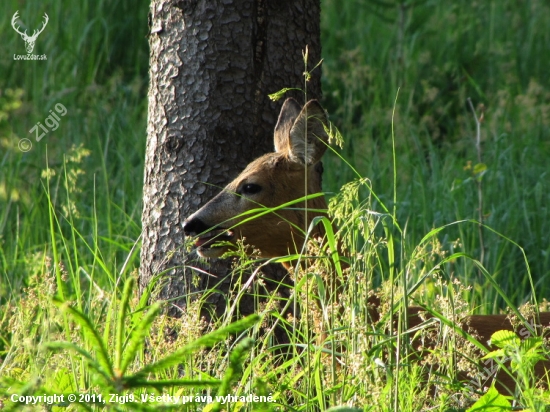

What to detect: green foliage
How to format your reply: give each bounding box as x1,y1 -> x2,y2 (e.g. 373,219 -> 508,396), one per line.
209,338 -> 254,412
268,88 -> 302,102
321,0 -> 550,304
477,330 -> 550,410
2,0 -> 550,410
2,274 -> 260,410
466,386 -> 511,411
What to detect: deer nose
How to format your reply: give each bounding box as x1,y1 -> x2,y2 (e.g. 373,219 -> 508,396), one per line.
183,217 -> 210,236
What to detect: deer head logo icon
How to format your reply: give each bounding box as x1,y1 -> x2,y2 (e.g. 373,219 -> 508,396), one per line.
11,11 -> 49,54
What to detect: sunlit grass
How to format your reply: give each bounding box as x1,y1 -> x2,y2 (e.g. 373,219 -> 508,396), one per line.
1,0 -> 550,410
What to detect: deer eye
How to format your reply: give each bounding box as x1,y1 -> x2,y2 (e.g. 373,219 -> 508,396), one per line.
241,183 -> 262,195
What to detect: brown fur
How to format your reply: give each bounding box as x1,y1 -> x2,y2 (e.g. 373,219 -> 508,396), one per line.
183,98 -> 329,260
183,98 -> 550,392
367,295 -> 550,393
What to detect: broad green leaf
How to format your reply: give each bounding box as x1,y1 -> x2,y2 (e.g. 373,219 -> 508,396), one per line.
466,386 -> 512,411
490,330 -> 520,349
482,349 -> 507,360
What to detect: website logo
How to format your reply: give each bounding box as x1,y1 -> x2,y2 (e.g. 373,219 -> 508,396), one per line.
12,10 -> 48,60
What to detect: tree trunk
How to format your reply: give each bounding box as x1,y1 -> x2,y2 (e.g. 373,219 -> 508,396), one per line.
140,0 -> 322,319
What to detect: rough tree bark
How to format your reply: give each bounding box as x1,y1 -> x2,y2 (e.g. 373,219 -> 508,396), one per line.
140,0 -> 322,319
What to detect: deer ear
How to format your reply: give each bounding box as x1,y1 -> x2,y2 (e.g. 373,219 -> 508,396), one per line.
287,100 -> 329,165
274,98 -> 302,154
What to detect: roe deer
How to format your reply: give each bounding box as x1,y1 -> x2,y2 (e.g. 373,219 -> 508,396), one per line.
183,98 -> 550,393
183,98 -> 329,262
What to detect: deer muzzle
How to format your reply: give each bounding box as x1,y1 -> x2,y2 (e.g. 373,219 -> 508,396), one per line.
183,216 -> 235,258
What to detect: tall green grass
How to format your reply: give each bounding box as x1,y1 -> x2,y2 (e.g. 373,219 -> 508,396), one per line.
0,0 -> 148,297
1,0 -> 550,410
321,0 -> 550,305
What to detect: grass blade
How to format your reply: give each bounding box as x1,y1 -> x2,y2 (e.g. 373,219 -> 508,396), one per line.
45,341 -> 112,383
115,277 -> 135,372
53,299 -> 114,379
120,301 -> 163,375
132,314 -> 260,377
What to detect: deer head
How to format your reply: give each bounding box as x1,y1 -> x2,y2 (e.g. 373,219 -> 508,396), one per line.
12,11 -> 49,54
183,98 -> 330,262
